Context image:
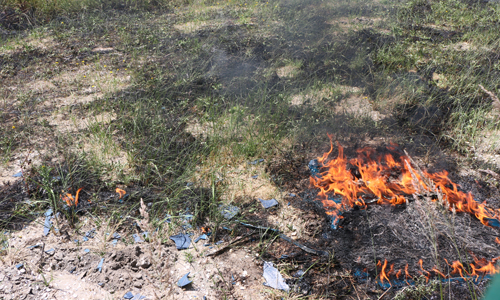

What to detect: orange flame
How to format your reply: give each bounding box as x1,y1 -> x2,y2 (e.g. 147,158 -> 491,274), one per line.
418,259 -> 431,283
379,259 -> 390,285
310,138 -> 500,227
60,188 -> 83,207
116,188 -> 126,199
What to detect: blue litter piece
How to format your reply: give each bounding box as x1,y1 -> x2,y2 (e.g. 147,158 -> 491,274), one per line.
112,240 -> 118,246
142,231 -> 149,239
45,248 -> 55,255
112,233 -> 121,239
251,175 -> 258,179
249,159 -> 264,165
222,226 -> 231,231
287,202 -> 290,206
353,268 -> 369,281
84,249 -> 90,253
163,214 -> 172,223
170,234 -> 191,250
219,204 -> 240,220
215,240 -> 223,245
289,193 -> 296,197
194,234 -> 208,243
27,245 -> 41,249
131,294 -> 146,300
74,239 -> 79,243
204,243 -> 211,247
263,261 -> 289,291
85,229 -> 96,238
182,214 -> 194,223
98,282 -> 104,286
280,254 -> 289,259
97,258 -> 104,272
13,172 -> 22,178
177,272 -> 192,287
293,270 -> 305,278
182,224 -> 193,230
82,237 -> 89,242
308,159 -> 320,177
43,209 -> 53,236
15,263 -> 23,269
69,267 -> 76,273
132,234 -> 144,243
123,291 -> 134,299
258,198 -> 279,209
485,218 -> 500,228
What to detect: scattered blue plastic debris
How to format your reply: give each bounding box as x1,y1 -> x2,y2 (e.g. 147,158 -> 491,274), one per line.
215,240 -> 223,245
45,248 -> 55,255
74,239 -> 79,244
251,175 -> 258,179
84,249 -> 90,253
27,245 -> 41,249
131,294 -> 146,300
13,172 -> 22,178
82,237 -> 89,242
85,229 -> 96,238
280,254 -> 289,259
249,159 -> 264,165
258,198 -> 279,209
293,270 -> 305,278
194,234 -> 208,243
132,233 -> 144,243
219,204 -> 240,220
263,262 -> 289,291
97,258 -> 104,272
177,272 -> 192,287
287,202 -> 290,206
204,243 -> 211,247
43,209 -> 53,236
112,233 -> 121,239
15,263 -> 23,269
485,218 -> 500,228
170,234 -> 191,250
308,159 -> 320,177
289,193 -> 296,197
162,214 -> 172,223
123,291 -> 134,299
69,267 -> 76,274
112,240 -> 118,246
222,226 -> 231,231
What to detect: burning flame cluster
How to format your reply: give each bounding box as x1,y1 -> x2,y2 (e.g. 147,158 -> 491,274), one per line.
377,256 -> 500,285
310,139 -> 500,228
60,188 -> 83,207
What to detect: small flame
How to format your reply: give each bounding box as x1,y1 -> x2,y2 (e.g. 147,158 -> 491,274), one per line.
379,259 -> 390,285
116,188 -> 126,199
60,188 -> 83,207
418,259 -> 431,283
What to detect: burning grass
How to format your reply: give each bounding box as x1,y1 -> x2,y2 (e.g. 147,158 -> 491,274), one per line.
305,137 -> 500,297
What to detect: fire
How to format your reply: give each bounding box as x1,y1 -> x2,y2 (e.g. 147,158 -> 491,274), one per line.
378,259 -> 390,284
310,137 -> 500,227
116,188 -> 126,199
60,188 -> 83,207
